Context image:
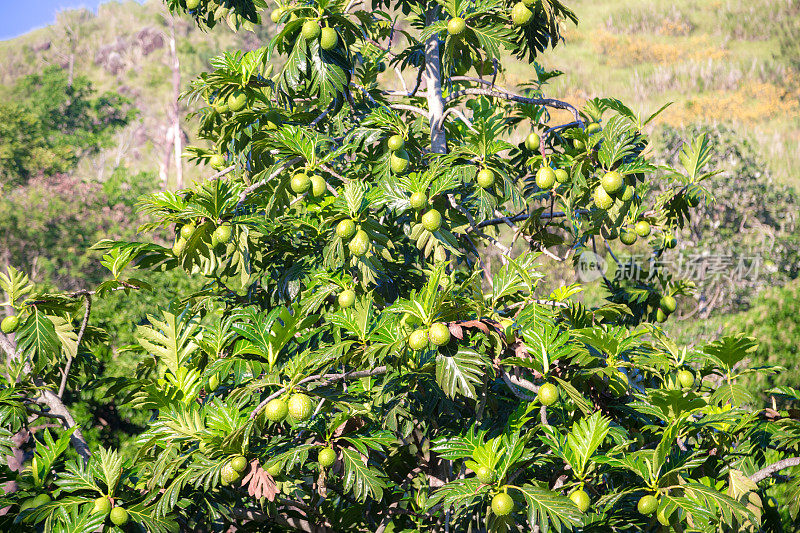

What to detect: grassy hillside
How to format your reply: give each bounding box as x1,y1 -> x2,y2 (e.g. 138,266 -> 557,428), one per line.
527,0 -> 800,187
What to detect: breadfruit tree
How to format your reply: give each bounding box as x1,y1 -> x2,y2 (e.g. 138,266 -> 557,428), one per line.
3,0 -> 800,532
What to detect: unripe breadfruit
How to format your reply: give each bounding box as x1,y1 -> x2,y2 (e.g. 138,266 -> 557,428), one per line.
338,289 -> 356,308
291,173 -> 311,194
348,230 -> 370,256
407,329 -> 428,350
594,186 -> 613,210
410,192 -> 428,210
601,171 -> 624,194
428,323 -> 451,346
265,398 -> 288,422
109,507 -> 129,526
302,20 -> 321,40
524,132 -> 540,151
387,135 -> 405,152
320,27 -> 338,50
422,209 -> 442,232
511,2 -> 533,26
448,17 -> 466,35
288,393 -> 314,421
536,167 -> 556,189
336,219 -> 356,239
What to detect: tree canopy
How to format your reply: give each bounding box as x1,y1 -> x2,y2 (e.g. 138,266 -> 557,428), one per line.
2,1 -> 799,532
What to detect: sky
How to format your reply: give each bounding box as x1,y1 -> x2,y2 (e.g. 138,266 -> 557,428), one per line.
0,0 -> 140,41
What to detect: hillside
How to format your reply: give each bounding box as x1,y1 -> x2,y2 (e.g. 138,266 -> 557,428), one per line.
0,0 -> 273,188
0,0 -> 797,189
535,0 -> 800,187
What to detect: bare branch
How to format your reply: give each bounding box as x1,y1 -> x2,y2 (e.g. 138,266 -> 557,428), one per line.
319,163 -> 349,184
237,157 -> 303,206
1,326 -> 91,465
497,366 -> 538,401
444,87 -> 582,123
473,209 -> 589,230
540,405 -> 550,426
439,107 -> 478,133
394,66 -> 409,94
310,103 -> 335,126
423,5 -> 447,154
390,104 -> 429,117
25,406 -> 66,421
208,165 -> 235,181
750,457 -> 800,483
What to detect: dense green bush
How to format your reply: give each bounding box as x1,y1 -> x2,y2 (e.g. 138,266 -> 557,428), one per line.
0,66 -> 134,187
0,167 -> 154,290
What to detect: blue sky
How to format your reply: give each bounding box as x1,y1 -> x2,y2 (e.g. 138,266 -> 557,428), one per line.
0,0 -> 140,41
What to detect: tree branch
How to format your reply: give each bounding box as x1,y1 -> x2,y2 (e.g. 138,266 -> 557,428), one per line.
439,107 -> 478,133
444,87 -> 582,123
497,367 -> 537,401
390,104 -> 429,118
250,366 -> 389,419
1,331 -> 92,465
473,209 -> 589,230
318,163 -> 349,184
750,457 -> 800,482
237,157 -> 303,206
208,165 -> 235,181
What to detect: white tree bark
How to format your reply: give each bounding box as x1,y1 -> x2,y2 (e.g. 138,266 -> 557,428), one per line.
423,6 -> 446,155
166,13 -> 183,189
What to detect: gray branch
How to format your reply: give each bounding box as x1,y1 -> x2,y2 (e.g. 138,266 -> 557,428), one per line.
750,457 -> 800,483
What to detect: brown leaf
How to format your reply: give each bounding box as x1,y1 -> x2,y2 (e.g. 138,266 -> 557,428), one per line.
316,470 -> 327,498
448,323 -> 463,340
242,459 -> 278,501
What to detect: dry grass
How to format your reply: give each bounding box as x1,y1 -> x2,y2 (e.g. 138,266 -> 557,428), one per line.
591,31 -> 728,67
604,5 -> 695,37
660,82 -> 800,126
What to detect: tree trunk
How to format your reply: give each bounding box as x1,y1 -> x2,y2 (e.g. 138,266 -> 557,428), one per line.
166,13 -> 183,189
424,6 -> 446,155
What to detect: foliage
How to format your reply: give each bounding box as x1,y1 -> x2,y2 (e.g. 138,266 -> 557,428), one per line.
1,1 -> 798,532
651,124 -> 800,315
0,66 -> 134,187
0,167 -> 155,290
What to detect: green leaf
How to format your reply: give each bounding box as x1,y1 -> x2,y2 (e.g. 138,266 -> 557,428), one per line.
703,334 -> 758,371
552,377 -> 592,416
95,447 -> 124,496
16,310 -> 60,369
566,412 -> 610,477
436,347 -> 484,399
425,477 -> 486,518
0,264 -> 33,306
682,482 -> 758,527
136,309 -> 200,375
678,133 -> 713,181
340,447 -> 386,502
50,315 -> 78,360
513,483 -> 584,531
